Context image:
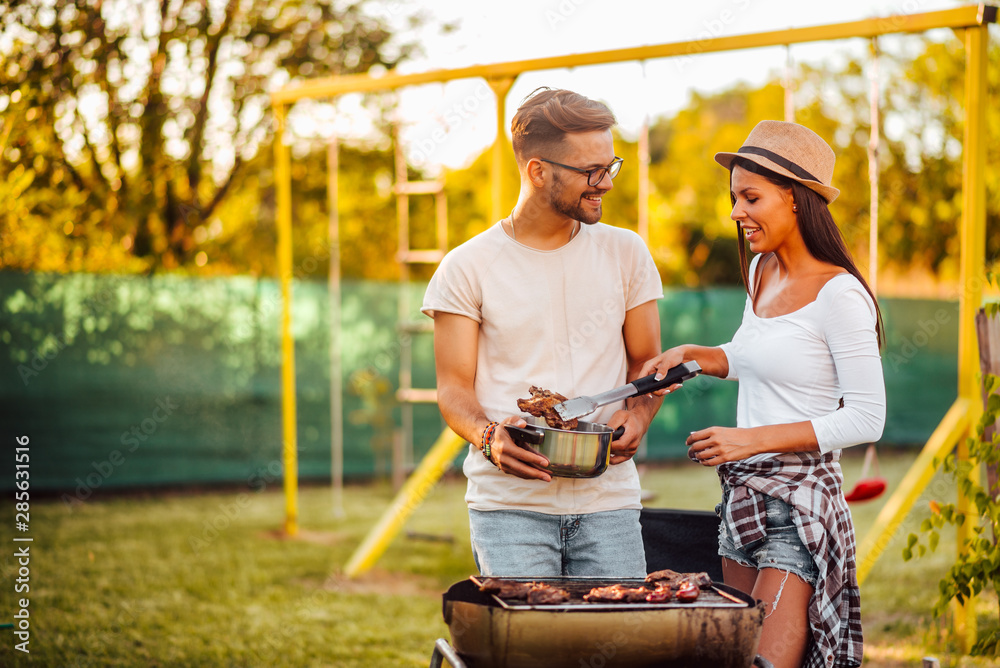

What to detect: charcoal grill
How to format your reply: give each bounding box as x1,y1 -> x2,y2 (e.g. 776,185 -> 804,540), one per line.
441,576 -> 764,668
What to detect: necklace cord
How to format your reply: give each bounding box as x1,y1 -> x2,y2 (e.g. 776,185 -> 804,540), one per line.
508,211 -> 580,244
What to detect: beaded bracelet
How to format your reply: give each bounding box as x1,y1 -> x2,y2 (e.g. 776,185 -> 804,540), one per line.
481,421 -> 500,464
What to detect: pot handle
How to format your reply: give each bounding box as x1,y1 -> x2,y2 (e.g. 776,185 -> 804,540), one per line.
504,424 -> 545,447
611,426 -> 625,441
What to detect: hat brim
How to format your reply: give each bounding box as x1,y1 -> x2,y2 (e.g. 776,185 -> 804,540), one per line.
715,151 -> 840,204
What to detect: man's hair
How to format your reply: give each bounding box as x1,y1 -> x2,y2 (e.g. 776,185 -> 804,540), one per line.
510,87 -> 616,164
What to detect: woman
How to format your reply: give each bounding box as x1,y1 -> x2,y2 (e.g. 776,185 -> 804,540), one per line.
641,120 -> 885,668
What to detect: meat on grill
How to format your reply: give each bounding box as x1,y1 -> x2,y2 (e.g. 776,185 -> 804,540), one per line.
583,584 -> 650,603
675,580 -> 700,603
527,584 -> 570,605
478,571 -> 712,607
478,578 -> 569,604
516,386 -> 579,430
645,569 -> 712,589
645,583 -> 672,603
478,578 -> 535,599
645,568 -> 682,583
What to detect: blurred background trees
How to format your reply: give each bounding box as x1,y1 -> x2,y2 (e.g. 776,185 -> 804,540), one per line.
0,0 -> 423,272
641,32 -> 999,290
1,6 -> 997,292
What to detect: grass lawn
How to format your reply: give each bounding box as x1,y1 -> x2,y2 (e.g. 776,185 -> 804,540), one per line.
1,448 -> 998,667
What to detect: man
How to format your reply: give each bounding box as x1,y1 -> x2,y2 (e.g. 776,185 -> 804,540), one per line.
421,87 -> 664,577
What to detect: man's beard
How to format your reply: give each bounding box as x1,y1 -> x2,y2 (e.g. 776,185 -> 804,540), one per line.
549,172 -> 604,225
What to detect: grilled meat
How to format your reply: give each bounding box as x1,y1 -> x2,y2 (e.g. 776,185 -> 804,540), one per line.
645,569 -> 712,589
583,584 -> 649,603
688,572 -> 712,589
477,578 -> 535,599
644,569 -> 682,583
527,583 -> 570,605
516,386 -> 579,430
478,574 -> 709,607
675,580 -> 700,602
478,578 -> 569,604
645,583 -> 672,603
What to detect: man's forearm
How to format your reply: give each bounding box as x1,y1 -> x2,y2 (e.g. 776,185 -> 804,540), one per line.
436,384 -> 489,446
625,392 -> 663,432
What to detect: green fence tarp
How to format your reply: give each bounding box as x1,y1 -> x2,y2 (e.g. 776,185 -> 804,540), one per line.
0,272 -> 959,495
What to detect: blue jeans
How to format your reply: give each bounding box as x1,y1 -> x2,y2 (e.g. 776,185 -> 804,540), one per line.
717,489 -> 819,586
468,508 -> 646,578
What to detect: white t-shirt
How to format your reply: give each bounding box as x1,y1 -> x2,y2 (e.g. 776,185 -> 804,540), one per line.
421,221 -> 663,514
718,254 -> 886,461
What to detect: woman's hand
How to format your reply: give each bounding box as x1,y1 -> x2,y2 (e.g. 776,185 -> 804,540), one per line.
686,427 -> 758,466
687,422 -> 820,465
638,347 -> 688,396
638,344 -> 730,396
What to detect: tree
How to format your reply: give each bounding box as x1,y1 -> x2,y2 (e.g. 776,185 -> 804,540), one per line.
186,138 -> 401,280
645,82 -> 787,286
0,0 -> 423,272
642,29 -> 998,289
794,31 -> 1000,285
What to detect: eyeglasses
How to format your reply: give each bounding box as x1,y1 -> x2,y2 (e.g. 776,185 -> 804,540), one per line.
539,157 -> 624,187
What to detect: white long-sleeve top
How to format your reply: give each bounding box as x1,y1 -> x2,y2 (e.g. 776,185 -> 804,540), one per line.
718,254 -> 886,457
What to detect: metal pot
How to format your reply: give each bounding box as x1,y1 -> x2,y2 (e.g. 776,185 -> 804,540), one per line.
504,417 -> 624,478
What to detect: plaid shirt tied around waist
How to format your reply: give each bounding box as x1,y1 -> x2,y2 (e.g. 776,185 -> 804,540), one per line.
719,452 -> 863,668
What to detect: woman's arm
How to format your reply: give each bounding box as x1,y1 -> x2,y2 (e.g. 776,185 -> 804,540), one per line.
686,422 -> 818,465
638,344 -> 731,391
811,286 -> 886,453
687,284 -> 886,464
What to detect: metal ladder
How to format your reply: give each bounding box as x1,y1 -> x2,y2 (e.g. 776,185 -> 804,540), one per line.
392,125 -> 447,485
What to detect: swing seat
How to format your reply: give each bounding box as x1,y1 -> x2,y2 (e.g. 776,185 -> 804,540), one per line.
844,476 -> 886,502
844,443 -> 886,502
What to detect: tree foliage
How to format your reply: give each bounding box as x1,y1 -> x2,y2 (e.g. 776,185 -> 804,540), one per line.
793,32 -> 1000,284
643,30 -> 999,289
187,139 -> 402,280
2,16 -> 996,286
645,82 -> 786,286
0,0 -> 420,271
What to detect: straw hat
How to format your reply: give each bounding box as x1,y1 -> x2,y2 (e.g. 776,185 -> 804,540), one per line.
714,120 -> 840,204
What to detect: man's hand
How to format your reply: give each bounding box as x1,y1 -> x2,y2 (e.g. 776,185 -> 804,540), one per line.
606,409 -> 645,465
489,415 -> 553,482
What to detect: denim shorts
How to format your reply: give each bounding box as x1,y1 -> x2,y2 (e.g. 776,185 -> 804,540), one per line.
468,508 -> 646,578
716,489 -> 819,586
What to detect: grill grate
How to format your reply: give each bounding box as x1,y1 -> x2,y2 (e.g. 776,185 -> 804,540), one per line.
469,576 -> 749,612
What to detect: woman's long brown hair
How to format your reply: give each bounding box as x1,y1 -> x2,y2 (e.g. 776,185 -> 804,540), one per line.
731,157 -> 884,348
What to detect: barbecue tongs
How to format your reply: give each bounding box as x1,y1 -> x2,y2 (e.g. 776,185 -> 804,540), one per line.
553,361 -> 702,422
